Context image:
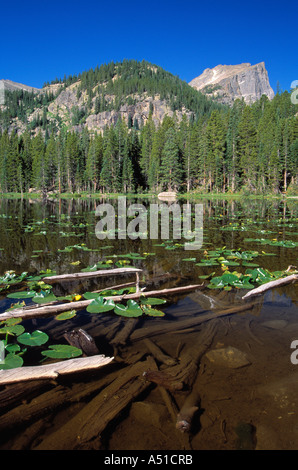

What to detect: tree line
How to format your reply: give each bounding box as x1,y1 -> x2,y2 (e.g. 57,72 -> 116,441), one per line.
0,90 -> 297,195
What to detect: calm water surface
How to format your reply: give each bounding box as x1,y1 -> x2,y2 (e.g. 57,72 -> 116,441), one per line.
0,196 -> 297,450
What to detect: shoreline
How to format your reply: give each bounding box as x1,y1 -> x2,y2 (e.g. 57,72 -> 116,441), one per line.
0,192 -> 296,201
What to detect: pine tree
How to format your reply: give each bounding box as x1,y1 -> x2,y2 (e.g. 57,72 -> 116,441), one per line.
237,106 -> 258,191
31,133 -> 46,190
205,110 -> 226,191
160,127 -> 182,191
100,126 -> 120,192
140,113 -> 155,185
226,100 -> 244,192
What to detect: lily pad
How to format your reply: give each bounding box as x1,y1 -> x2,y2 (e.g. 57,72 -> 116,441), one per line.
0,353 -> 24,369
139,297 -> 167,306
41,344 -> 83,359
6,290 -> 36,299
0,324 -> 25,336
114,300 -> 143,317
17,330 -> 49,346
86,297 -> 116,314
55,310 -> 77,321
32,291 -> 57,304
141,306 -> 165,317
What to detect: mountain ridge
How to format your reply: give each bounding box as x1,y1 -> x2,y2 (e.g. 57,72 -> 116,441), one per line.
0,59 -> 274,136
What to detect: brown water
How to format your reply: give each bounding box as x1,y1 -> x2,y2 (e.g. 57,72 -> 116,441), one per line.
0,196 -> 297,450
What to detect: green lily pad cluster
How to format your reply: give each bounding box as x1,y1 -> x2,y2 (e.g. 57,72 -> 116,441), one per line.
196,247 -> 260,268
85,294 -> 166,318
207,267 -> 295,291
244,238 -> 298,248
0,317 -> 82,370
153,240 -> 184,250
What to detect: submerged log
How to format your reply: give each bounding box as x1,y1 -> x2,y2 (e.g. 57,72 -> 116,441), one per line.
34,356 -> 158,450
0,354 -> 114,386
144,339 -> 177,367
0,373 -> 119,434
176,371 -> 201,433
130,301 -> 257,342
242,274 -> 298,300
0,284 -> 204,321
0,380 -> 53,414
110,318 -> 139,346
143,319 -> 218,392
143,370 -> 184,392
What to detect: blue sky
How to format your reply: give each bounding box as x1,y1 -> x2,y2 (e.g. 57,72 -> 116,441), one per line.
0,0 -> 297,93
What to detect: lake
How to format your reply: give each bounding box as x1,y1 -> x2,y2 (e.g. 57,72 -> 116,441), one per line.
0,196 -> 297,450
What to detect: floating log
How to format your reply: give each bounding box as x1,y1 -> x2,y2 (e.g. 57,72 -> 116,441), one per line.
242,274 -> 298,300
42,267 -> 143,283
0,354 -> 114,386
0,284 -> 204,321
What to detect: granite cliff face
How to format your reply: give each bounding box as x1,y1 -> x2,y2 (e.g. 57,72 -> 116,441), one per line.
189,62 -> 274,105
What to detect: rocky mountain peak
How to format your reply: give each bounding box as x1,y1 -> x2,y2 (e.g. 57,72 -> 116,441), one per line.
189,62 -> 274,105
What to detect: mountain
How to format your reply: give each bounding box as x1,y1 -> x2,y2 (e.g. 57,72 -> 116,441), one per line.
189,62 -> 274,105
0,79 -> 41,94
0,60 -> 223,136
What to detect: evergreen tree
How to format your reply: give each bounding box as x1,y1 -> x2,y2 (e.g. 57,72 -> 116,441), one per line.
160,127 -> 182,191
237,106 -> 258,191
205,110 -> 226,191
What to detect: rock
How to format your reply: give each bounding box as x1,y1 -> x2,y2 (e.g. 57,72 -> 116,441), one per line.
129,401 -> 168,428
261,320 -> 288,329
189,62 -> 274,105
205,346 -> 251,369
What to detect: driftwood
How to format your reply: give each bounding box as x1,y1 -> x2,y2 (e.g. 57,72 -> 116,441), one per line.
42,267 -> 143,283
242,274 -> 298,300
33,355 -> 158,450
0,284 -> 204,321
0,354 -> 114,386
